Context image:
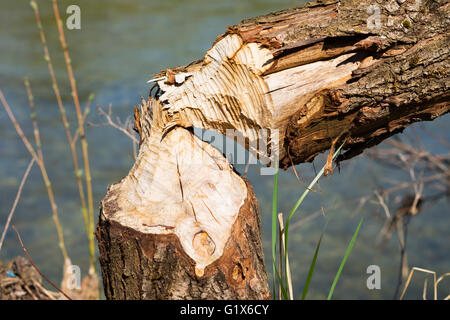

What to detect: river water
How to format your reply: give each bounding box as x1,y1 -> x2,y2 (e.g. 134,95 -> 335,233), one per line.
0,0 -> 448,299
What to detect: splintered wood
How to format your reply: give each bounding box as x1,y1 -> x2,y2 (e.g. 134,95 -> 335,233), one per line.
150,0 -> 448,166
102,100 -> 247,277
97,0 -> 448,299
154,34 -> 362,162
98,99 -> 269,299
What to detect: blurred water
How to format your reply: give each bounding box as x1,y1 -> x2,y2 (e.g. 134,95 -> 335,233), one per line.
0,0 -> 448,299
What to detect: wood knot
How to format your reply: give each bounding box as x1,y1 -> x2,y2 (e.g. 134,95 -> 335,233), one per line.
192,231 -> 216,258
231,262 -> 247,283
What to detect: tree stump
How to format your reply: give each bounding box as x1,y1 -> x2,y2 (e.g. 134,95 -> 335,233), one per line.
97,99 -> 270,299
96,0 -> 449,299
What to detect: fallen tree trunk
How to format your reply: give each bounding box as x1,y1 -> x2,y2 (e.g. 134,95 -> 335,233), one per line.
96,0 -> 449,299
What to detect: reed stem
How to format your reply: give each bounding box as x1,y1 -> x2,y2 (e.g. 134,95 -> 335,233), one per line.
52,2 -> 95,259
29,0 -> 95,268
0,89 -> 68,260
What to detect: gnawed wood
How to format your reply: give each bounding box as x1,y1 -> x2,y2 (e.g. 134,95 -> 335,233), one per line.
97,100 -> 269,299
149,0 -> 448,167
97,0 -> 449,300
102,99 -> 248,277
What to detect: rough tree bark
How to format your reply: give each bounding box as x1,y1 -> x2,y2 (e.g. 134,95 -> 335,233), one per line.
96,0 -> 449,299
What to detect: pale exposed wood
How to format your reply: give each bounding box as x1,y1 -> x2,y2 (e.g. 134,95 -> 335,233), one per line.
97,99 -> 269,299
156,34 -> 275,161
150,0 -> 448,166
97,0 -> 449,300
102,99 -> 248,277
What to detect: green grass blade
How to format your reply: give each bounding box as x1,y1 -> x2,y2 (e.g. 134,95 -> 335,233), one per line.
284,144 -> 344,292
271,164 -> 288,299
301,232 -> 323,300
286,144 -> 344,223
327,217 -> 364,300
301,216 -> 332,300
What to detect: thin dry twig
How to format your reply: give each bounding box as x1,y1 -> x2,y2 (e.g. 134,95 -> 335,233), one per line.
400,267 -> 437,300
367,131 -> 447,299
72,94 -> 94,146
287,145 -> 316,193
89,104 -> 140,159
421,126 -> 450,149
0,90 -> 68,260
11,225 -> 72,300
90,105 -> 139,144
243,154 -> 252,177
0,158 -> 35,252
0,91 -> 40,162
30,0 -> 95,268
324,133 -> 346,176
289,172 -> 444,232
52,0 -> 95,269
278,213 -> 293,300
387,139 -> 449,177
423,277 -> 428,300
277,214 -> 283,301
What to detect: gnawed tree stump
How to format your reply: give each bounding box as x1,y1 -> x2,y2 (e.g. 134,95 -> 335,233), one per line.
97,0 -> 449,299
97,99 -> 269,299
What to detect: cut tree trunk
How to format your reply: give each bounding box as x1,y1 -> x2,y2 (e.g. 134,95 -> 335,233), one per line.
97,99 -> 269,299
96,0 -> 449,299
